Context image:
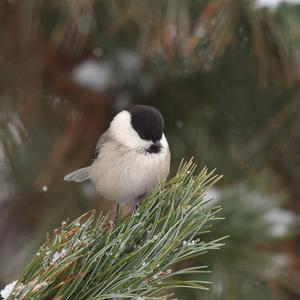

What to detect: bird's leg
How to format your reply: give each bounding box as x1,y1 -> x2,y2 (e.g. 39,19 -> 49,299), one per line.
134,193 -> 146,211
111,203 -> 121,226
134,198 -> 139,211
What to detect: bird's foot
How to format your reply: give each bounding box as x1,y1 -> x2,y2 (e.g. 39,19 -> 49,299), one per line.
105,203 -> 122,230
134,193 -> 146,211
104,220 -> 114,232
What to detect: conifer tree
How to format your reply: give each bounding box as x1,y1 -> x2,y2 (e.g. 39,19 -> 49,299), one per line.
1,161 -> 224,300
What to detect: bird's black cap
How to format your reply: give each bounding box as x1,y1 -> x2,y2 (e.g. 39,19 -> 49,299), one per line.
127,105 -> 164,141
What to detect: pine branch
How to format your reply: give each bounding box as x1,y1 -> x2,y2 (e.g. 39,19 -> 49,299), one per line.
3,160 -> 224,300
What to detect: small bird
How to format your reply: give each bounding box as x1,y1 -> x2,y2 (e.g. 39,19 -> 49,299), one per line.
64,105 -> 170,219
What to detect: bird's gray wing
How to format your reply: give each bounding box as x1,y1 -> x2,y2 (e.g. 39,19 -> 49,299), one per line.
95,129 -> 110,158
64,167 -> 90,182
64,130 -> 110,182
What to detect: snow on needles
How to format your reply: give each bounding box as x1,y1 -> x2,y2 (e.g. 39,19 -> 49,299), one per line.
1,281 -> 17,299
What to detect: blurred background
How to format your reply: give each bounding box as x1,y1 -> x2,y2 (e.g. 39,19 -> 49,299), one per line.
1,0 -> 300,299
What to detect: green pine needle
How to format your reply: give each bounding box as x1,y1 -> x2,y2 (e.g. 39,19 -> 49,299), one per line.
7,159 -> 225,300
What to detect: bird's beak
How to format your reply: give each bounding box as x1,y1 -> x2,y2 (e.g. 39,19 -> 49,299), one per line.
153,140 -> 162,148
147,140 -> 163,153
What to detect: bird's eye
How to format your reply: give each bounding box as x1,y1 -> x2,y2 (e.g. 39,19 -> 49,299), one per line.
139,133 -> 146,139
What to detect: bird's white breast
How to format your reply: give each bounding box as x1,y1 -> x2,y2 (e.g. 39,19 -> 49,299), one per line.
89,135 -> 170,204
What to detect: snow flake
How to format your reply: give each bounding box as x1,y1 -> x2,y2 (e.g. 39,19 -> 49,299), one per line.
183,240 -> 196,247
50,249 -> 67,265
152,235 -> 158,241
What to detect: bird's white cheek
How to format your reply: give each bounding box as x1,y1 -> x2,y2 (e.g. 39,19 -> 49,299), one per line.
161,134 -> 169,150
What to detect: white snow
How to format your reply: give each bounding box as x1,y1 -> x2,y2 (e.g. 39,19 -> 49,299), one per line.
203,188 -> 221,208
204,188 -> 221,202
264,208 -> 295,237
152,235 -> 158,241
50,249 -> 67,265
1,280 -> 17,299
183,240 -> 196,247
72,59 -> 113,91
256,0 -> 300,8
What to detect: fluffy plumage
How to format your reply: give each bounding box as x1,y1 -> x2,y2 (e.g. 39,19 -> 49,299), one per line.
64,105 -> 170,204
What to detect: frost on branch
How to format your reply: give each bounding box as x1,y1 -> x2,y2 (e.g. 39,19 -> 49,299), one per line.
1,160 -> 224,300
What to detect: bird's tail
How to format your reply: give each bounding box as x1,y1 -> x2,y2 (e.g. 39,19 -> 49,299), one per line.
64,167 -> 90,182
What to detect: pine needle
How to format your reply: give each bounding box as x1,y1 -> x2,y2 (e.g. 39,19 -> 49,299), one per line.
7,159 -> 224,300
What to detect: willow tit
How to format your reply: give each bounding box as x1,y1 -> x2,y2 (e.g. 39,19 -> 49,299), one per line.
64,105 -> 170,206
